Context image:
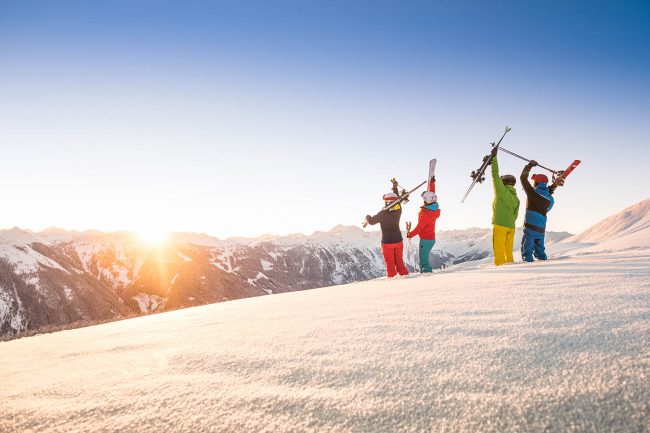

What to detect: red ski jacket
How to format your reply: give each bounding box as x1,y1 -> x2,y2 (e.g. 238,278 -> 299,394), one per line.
407,203 -> 440,240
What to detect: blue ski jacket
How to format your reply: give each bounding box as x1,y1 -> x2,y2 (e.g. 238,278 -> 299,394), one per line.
521,164 -> 554,232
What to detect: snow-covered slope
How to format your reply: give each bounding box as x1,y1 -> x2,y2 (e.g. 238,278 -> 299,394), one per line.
1,249 -> 648,433
564,197 -> 650,251
0,224 -> 571,337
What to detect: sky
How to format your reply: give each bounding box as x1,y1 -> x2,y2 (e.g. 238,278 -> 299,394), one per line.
1,0 -> 649,239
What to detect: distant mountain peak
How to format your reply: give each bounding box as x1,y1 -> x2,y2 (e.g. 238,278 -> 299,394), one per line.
569,197 -> 650,244
0,227 -> 48,246
329,224 -> 361,234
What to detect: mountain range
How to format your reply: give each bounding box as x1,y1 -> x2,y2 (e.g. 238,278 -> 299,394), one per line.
2,197 -> 648,337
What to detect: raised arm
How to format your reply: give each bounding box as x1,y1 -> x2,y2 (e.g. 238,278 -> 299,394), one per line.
491,155 -> 506,195
520,161 -> 536,196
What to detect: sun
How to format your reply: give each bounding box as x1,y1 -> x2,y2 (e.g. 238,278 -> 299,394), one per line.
136,228 -> 170,247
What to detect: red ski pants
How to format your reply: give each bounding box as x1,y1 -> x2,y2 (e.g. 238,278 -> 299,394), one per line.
381,242 -> 409,278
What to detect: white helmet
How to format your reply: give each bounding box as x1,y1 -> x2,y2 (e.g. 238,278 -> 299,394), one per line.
421,191 -> 437,204
383,192 -> 398,201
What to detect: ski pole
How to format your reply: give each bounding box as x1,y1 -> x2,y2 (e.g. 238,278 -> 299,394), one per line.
498,146 -> 559,174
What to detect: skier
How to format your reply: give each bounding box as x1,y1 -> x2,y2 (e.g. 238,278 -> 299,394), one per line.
365,179 -> 409,278
490,148 -> 520,266
520,160 -> 554,261
406,176 -> 440,273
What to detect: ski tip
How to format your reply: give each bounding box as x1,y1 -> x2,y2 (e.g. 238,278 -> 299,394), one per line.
505,126 -> 511,133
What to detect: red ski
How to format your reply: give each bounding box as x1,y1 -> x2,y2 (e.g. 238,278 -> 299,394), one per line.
550,160 -> 581,191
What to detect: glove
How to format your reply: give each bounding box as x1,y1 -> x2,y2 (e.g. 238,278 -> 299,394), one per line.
391,178 -> 398,187
431,175 -> 436,182
490,146 -> 498,157
365,215 -> 371,222
405,221 -> 412,236
527,160 -> 538,167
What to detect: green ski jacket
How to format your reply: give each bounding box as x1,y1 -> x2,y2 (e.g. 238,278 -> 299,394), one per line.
491,156 -> 520,229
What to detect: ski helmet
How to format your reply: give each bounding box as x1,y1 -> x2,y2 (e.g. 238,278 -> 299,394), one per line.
531,173 -> 548,184
421,191 -> 437,204
383,192 -> 398,202
501,174 -> 516,186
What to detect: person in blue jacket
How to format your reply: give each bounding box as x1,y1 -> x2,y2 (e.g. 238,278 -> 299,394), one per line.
520,160 -> 555,261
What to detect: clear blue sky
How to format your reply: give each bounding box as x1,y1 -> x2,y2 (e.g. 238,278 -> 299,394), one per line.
1,0 -> 649,238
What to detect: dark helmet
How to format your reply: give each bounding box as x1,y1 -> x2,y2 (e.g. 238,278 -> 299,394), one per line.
501,174 -> 516,186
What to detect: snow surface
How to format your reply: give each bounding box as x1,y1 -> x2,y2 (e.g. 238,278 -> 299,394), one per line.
1,249 -> 649,432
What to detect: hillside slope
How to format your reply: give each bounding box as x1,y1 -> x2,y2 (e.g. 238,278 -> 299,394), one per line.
1,249 -> 648,433
566,197 -> 650,248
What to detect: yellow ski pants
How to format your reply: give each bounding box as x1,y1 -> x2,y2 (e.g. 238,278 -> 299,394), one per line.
493,224 -> 515,266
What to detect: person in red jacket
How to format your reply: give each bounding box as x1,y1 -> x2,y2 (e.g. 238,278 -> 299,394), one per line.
406,178 -> 441,273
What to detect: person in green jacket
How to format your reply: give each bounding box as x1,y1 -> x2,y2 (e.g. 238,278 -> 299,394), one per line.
490,147 -> 520,265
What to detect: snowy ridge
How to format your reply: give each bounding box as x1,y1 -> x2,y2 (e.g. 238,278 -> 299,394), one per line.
0,227 -> 50,247
568,198 -> 650,243
0,228 -> 64,274
564,197 -> 650,252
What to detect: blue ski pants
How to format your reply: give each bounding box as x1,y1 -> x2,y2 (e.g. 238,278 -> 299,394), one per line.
419,239 -> 436,273
521,228 -> 547,262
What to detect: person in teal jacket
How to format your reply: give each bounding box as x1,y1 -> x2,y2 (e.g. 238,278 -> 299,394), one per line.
490,147 -> 520,265
406,178 -> 441,273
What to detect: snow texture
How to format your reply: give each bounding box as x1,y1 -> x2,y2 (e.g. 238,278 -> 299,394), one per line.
1,249 -> 649,433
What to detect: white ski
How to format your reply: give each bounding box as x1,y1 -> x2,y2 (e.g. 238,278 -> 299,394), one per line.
428,158 -> 437,192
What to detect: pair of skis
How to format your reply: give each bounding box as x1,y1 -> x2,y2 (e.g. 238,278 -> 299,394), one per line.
461,126 -> 581,202
362,159 -> 436,228
460,126 -> 511,203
